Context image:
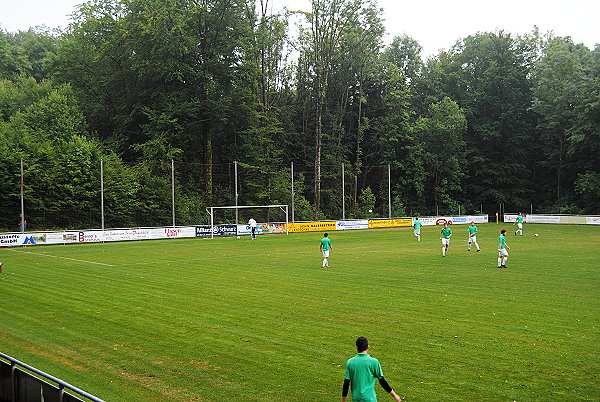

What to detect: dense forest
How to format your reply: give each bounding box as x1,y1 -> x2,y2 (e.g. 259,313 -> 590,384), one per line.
1,0 -> 599,231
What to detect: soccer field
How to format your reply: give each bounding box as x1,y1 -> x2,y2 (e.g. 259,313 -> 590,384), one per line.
1,223 -> 599,401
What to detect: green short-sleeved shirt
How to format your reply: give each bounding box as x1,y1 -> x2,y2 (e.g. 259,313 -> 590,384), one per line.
320,237 -> 331,251
498,234 -> 507,250
344,353 -> 384,402
468,225 -> 478,236
441,227 -> 452,239
516,216 -> 524,224
413,220 -> 422,230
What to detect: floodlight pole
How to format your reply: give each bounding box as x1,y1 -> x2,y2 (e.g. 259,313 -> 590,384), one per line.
341,163 -> 345,220
100,159 -> 105,230
20,158 -> 25,233
290,162 -> 294,223
234,161 -> 239,224
171,159 -> 175,227
210,207 -> 214,239
388,164 -> 391,219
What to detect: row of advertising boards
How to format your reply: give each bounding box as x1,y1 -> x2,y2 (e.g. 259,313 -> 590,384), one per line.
9,213 -> 598,247
504,213 -> 600,225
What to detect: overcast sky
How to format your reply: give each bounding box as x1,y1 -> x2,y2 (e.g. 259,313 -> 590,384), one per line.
1,0 -> 598,57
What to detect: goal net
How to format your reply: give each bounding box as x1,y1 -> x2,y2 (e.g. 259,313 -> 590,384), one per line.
206,205 -> 289,238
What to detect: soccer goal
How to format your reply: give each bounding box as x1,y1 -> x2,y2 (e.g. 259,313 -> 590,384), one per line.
206,204 -> 289,239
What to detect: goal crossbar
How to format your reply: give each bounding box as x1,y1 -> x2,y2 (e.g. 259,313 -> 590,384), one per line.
206,205 -> 289,238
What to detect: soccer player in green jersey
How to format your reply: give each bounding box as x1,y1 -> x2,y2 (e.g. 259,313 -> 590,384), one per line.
413,218 -> 422,241
514,213 -> 524,236
342,336 -> 402,402
467,221 -> 480,252
440,222 -> 452,256
320,233 -> 332,268
498,229 -> 510,268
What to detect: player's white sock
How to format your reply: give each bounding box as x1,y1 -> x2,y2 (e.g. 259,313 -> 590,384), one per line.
498,257 -> 502,267
323,259 -> 327,267
502,257 -> 508,266
442,247 -> 446,256
475,242 -> 480,251
417,235 -> 420,241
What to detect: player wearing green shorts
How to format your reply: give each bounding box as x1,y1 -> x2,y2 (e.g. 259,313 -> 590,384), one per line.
413,218 -> 422,242
498,229 -> 510,268
320,233 -> 332,268
440,222 -> 452,257
514,213 -> 524,236
467,221 -> 480,252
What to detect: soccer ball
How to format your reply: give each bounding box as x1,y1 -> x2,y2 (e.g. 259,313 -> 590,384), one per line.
237,236 -> 241,239
534,233 -> 539,237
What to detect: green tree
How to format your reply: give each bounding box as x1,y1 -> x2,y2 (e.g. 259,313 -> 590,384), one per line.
414,97 -> 466,212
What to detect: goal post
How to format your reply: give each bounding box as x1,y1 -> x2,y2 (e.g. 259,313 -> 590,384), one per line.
206,204 -> 289,239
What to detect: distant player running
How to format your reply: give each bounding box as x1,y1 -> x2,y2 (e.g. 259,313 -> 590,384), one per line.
320,233 -> 332,268
467,221 -> 480,252
440,222 -> 452,257
514,213 -> 524,236
413,218 -> 422,242
498,229 -> 510,268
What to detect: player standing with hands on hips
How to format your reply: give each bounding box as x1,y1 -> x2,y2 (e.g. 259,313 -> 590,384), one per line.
320,233 -> 332,268
440,222 -> 452,257
248,217 -> 257,240
467,221 -> 480,252
342,336 -> 402,402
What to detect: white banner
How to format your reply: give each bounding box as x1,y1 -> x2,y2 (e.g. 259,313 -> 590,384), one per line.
506,214 -> 563,224
336,220 -> 369,230
586,216 -> 600,225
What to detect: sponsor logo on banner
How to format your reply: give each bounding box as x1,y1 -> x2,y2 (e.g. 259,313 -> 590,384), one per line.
288,221 -> 336,233
63,233 -> 78,241
79,232 -> 102,243
262,223 -> 287,234
586,216 -> 600,225
164,228 -> 182,238
436,218 -> 452,225
22,236 -> 37,245
195,225 -> 237,237
336,220 -> 369,230
368,219 -> 412,228
418,217 -> 438,226
452,217 -> 467,224
527,215 -> 560,224
0,234 -> 21,246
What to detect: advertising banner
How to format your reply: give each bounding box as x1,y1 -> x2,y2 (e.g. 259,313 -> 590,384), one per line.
236,223 -> 287,235
526,215 -> 560,224
262,223 -> 287,234
368,218 -> 412,228
418,217 -> 438,226
504,214 -> 519,223
195,225 -> 237,237
586,216 -> 600,225
288,221 -> 336,233
336,220 -> 369,230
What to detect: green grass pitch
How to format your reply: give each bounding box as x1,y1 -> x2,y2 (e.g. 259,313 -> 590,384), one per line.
1,223 -> 599,401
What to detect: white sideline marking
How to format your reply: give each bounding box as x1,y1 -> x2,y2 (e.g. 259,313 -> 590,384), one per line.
7,249 -> 114,267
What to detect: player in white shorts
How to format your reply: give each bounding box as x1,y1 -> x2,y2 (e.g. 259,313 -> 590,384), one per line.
440,222 -> 452,256
498,229 -> 510,268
